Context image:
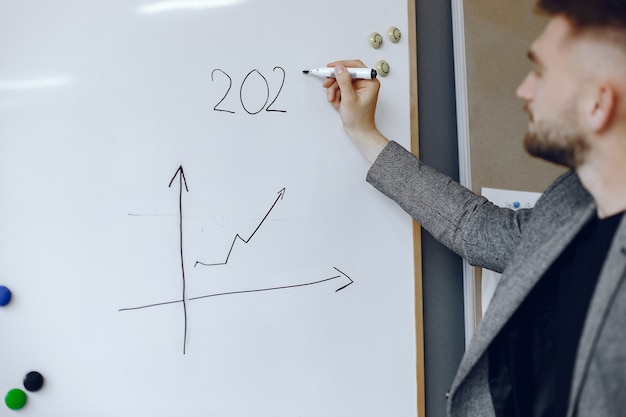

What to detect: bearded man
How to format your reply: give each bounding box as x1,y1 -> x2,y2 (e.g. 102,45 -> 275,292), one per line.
320,0 -> 626,416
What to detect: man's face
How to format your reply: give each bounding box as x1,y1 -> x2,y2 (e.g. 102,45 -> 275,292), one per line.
516,15 -> 590,168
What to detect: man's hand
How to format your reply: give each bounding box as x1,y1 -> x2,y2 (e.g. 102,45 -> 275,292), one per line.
323,60 -> 389,163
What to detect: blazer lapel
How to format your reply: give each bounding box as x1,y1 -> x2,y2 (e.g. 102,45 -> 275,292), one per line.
567,216 -> 626,417
451,200 -> 596,393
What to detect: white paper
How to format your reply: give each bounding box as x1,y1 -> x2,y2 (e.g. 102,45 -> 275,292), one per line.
480,188 -> 542,316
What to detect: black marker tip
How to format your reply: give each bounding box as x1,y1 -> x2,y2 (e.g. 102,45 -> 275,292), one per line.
302,70 -> 309,74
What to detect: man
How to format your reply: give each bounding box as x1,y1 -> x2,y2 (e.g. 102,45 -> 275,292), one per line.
321,0 -> 626,416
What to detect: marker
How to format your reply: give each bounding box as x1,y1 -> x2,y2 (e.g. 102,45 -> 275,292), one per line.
303,67 -> 377,79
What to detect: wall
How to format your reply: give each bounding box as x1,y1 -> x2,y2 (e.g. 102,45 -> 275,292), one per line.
464,0 -> 566,193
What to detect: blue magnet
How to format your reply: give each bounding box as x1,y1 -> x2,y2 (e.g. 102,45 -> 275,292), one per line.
0,286 -> 11,307
512,201 -> 521,209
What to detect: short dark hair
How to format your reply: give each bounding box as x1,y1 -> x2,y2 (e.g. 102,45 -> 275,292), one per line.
536,0 -> 626,29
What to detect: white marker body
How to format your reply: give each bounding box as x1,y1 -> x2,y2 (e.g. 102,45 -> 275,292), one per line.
306,67 -> 377,79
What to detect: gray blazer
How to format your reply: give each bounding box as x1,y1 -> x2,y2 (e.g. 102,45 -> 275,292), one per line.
366,141 -> 626,417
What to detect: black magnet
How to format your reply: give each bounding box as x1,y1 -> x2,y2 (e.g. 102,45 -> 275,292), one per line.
23,371 -> 44,392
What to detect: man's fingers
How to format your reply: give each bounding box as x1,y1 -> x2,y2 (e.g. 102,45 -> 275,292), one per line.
327,59 -> 366,69
333,63 -> 356,102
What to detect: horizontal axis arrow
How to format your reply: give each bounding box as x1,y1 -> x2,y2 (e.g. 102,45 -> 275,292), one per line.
119,267 -> 353,312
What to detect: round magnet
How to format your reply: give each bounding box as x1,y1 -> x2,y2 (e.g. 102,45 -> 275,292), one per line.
376,60 -> 390,77
388,27 -> 402,43
369,32 -> 383,49
24,371 -> 44,392
0,286 -> 11,306
5,389 -> 27,410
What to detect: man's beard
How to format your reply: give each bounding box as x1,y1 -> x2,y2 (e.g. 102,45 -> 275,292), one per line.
523,106 -> 590,168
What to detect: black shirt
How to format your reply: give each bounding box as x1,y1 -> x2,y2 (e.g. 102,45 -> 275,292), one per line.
489,211 -> 624,417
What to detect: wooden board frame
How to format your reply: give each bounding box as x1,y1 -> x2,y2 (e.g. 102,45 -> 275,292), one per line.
407,1 -> 426,415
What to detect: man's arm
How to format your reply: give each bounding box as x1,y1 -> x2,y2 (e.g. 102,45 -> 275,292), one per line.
367,141 -> 531,272
323,60 -> 529,271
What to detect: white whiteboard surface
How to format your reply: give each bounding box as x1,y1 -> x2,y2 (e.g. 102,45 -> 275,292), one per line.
0,1 -> 416,416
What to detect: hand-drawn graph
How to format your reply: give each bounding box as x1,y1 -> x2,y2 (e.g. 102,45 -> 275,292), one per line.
119,166 -> 354,354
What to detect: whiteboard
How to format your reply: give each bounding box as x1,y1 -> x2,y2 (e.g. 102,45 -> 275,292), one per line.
0,1 -> 417,416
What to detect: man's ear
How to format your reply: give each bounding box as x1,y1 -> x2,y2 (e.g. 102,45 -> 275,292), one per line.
588,84 -> 616,133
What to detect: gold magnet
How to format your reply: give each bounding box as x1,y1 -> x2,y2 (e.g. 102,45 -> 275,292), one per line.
376,60 -> 390,77
369,32 -> 383,49
388,27 -> 401,43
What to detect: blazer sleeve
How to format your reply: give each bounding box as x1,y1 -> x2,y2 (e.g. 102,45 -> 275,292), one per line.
366,141 -> 533,272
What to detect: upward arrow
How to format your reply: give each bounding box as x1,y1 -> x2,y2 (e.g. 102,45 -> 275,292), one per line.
195,187 -> 286,267
168,166 -> 189,355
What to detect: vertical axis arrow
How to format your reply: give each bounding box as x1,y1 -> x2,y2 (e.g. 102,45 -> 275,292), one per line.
169,166 -> 189,354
